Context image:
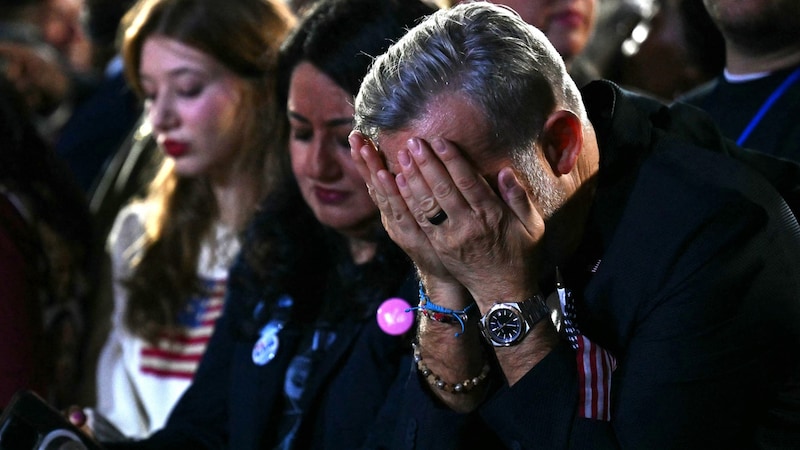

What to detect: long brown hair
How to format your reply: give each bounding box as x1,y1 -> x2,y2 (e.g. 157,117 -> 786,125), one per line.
118,0 -> 294,341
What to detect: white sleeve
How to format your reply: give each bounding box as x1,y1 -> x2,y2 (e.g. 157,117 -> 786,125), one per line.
93,203 -> 152,439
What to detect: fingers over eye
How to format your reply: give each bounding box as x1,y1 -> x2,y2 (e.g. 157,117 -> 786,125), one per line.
426,138 -> 497,210
400,139 -> 465,224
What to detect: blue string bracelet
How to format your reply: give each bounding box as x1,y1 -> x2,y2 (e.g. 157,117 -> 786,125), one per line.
406,282 -> 476,337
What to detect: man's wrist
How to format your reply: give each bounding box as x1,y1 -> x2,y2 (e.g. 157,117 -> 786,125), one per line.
416,275 -> 473,310
494,317 -> 559,386
478,294 -> 549,347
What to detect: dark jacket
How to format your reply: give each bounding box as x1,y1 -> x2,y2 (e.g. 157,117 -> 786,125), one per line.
105,217 -> 419,449
392,80 -> 800,449
108,255 -> 416,450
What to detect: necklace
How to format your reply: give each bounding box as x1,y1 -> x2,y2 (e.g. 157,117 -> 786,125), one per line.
737,66 -> 800,146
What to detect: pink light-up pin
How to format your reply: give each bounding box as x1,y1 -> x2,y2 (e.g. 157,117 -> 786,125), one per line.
376,297 -> 414,335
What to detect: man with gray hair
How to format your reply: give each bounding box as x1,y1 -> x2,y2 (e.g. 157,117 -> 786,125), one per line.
350,2 -> 800,448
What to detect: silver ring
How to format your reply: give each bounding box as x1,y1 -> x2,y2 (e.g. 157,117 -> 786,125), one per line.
427,209 -> 448,225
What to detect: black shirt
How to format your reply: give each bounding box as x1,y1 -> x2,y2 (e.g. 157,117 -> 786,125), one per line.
679,64 -> 800,163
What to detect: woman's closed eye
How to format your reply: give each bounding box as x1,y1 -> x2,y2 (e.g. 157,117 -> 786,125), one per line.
176,82 -> 204,98
290,126 -> 312,142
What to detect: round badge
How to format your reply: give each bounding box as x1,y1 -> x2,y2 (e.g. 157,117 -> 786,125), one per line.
376,297 -> 414,335
252,327 -> 280,366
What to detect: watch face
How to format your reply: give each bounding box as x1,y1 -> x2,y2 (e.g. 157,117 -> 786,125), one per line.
487,307 -> 523,344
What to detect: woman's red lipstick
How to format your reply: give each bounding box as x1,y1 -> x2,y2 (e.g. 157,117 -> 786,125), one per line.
163,140 -> 189,158
314,187 -> 348,204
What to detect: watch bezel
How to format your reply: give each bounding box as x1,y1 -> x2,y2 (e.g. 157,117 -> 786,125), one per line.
479,295 -> 548,347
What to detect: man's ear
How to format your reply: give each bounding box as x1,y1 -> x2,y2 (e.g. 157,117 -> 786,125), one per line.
541,110 -> 583,175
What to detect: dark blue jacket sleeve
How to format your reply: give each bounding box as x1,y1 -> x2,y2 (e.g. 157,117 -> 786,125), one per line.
375,358 -> 502,450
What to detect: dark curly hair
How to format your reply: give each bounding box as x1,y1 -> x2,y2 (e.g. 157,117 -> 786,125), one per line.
277,0 -> 436,106
232,0 -> 436,337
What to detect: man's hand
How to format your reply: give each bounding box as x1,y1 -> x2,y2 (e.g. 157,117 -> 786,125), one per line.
353,132 -> 545,308
350,132 -> 462,296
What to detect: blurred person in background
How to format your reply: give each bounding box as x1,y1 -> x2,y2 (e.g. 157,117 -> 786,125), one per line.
453,0 -> 600,86
679,0 -> 800,163
0,0 -> 96,141
88,0 -> 294,439
596,0 -> 725,101
0,74 -> 94,411
55,0 -> 142,194
40,0 -> 92,73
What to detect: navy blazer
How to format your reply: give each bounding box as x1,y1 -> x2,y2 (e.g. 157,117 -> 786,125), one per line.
105,258 -> 494,450
107,263 -> 419,450
389,81 -> 800,449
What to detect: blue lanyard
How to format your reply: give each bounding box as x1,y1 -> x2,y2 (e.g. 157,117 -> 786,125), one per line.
737,66 -> 800,146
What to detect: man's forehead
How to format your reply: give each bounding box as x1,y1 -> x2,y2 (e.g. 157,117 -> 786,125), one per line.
376,93 -> 495,172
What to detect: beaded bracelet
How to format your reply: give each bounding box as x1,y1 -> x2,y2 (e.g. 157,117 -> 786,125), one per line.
412,342 -> 490,394
405,282 -> 476,337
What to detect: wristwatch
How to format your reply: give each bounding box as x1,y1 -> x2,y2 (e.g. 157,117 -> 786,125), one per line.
479,294 -> 549,347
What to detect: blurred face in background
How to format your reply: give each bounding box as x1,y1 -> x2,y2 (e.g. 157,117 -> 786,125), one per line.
618,0 -> 723,101
702,0 -> 800,54
476,0 -> 597,63
140,36 -> 246,180
41,0 -> 91,71
288,62 -> 379,239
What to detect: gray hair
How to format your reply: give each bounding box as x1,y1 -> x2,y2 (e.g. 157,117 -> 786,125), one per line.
353,1 -> 586,158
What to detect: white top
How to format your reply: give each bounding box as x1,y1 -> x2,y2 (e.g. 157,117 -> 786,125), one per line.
93,203 -> 240,439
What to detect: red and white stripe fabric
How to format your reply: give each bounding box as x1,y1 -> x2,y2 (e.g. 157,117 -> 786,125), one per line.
559,285 -> 617,421
139,278 -> 226,379
574,334 -> 617,420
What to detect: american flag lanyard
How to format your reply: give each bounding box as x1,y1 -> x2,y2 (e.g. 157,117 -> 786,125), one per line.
556,266 -> 617,421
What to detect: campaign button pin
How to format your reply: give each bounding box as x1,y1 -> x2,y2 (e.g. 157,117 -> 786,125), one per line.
376,297 -> 414,335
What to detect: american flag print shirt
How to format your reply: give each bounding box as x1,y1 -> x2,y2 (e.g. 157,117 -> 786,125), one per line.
139,278 -> 226,379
